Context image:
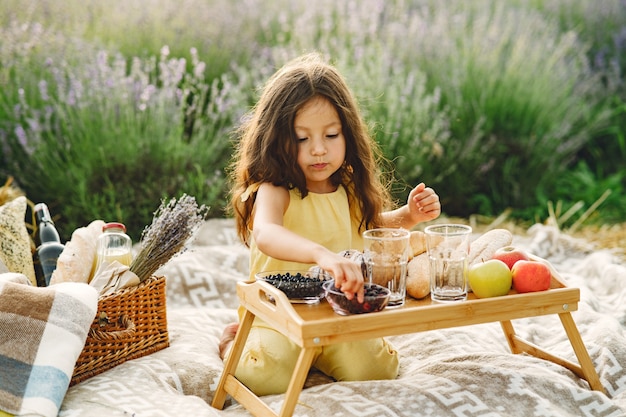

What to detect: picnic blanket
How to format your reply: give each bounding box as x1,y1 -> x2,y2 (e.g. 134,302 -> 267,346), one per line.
52,218 -> 626,416
0,275 -> 97,417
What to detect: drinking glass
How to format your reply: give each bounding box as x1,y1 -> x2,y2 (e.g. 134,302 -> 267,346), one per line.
424,224 -> 472,303
363,228 -> 410,308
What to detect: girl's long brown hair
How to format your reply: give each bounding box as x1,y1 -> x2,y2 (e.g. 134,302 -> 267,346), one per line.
229,52 -> 391,246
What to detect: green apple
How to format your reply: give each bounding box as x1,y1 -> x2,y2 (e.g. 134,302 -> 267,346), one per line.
468,259 -> 512,298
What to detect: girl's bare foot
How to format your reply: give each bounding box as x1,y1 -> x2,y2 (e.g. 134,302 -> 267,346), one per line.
218,322 -> 239,360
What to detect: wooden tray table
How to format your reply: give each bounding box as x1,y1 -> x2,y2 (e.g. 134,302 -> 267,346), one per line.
212,258 -> 605,417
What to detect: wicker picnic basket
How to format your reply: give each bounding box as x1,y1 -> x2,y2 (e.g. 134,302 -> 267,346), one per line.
70,275 -> 169,385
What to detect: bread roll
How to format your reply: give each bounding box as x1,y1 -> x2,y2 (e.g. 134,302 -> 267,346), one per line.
406,252 -> 430,299
409,231 -> 427,257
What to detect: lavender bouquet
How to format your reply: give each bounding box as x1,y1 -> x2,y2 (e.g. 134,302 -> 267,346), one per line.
130,194 -> 209,282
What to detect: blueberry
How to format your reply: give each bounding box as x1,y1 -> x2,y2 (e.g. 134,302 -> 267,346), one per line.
262,272 -> 327,299
327,283 -> 388,314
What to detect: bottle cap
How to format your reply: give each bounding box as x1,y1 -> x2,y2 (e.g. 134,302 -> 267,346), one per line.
34,203 -> 53,224
102,222 -> 127,233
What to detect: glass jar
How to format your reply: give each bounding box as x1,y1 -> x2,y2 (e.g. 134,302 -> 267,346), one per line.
94,222 -> 132,273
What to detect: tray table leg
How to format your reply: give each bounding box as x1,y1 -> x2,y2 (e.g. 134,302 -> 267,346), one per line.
278,347 -> 317,417
212,309 -> 255,409
558,312 -> 605,393
500,316 -> 605,394
212,307 -> 317,417
500,320 -> 521,354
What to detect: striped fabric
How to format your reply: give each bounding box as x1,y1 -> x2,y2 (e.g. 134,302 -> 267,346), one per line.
0,276 -> 97,417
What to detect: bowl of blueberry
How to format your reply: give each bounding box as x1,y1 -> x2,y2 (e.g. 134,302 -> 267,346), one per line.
256,270 -> 332,304
323,280 -> 390,315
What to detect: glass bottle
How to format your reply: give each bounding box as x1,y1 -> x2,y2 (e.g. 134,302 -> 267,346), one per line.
33,203 -> 65,286
94,222 -> 133,273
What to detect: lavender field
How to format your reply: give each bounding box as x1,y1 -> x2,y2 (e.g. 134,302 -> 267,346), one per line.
1,0 -> 625,240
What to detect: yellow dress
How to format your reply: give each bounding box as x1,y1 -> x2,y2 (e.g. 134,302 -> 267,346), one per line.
249,185 -> 363,277
234,185 -> 399,396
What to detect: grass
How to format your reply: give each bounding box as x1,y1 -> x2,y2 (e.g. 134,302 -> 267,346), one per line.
1,0 -> 625,241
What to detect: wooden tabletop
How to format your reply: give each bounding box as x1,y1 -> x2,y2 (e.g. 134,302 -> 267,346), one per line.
237,261 -> 579,348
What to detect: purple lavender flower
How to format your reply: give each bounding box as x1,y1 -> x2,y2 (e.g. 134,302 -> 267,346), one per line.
38,80 -> 49,101
14,125 -> 34,155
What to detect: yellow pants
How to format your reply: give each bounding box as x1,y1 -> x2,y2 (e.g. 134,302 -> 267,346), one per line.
233,321 -> 399,396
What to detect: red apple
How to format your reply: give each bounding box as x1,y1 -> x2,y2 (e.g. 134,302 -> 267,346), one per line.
511,260 -> 551,293
492,246 -> 530,270
468,259 -> 512,298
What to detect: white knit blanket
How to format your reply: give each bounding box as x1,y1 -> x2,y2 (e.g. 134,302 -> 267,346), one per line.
59,219 -> 626,417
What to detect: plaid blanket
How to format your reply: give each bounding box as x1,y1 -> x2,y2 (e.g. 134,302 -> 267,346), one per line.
0,274 -> 97,417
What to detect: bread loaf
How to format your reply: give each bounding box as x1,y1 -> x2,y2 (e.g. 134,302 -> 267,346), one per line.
468,229 -> 513,265
49,220 -> 105,284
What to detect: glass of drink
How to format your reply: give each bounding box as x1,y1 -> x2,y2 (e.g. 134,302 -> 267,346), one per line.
363,228 -> 410,308
425,224 -> 472,303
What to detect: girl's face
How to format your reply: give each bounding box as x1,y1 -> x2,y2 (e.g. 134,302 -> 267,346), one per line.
294,96 -> 346,194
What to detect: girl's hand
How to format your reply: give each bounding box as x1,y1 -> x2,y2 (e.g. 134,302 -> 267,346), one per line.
315,250 -> 365,303
407,183 -> 441,224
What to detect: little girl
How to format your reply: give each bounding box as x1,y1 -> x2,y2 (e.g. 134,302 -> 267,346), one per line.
220,52 -> 441,396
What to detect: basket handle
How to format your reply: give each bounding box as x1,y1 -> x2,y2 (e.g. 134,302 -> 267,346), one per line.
88,313 -> 136,340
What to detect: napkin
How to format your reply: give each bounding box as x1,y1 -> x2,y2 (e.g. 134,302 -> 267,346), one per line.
89,261 -> 140,296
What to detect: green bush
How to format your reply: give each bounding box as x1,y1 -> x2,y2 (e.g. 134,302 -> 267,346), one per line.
517,0 -> 626,192
392,2 -> 613,216
0,24 -> 250,240
243,0 -> 618,217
